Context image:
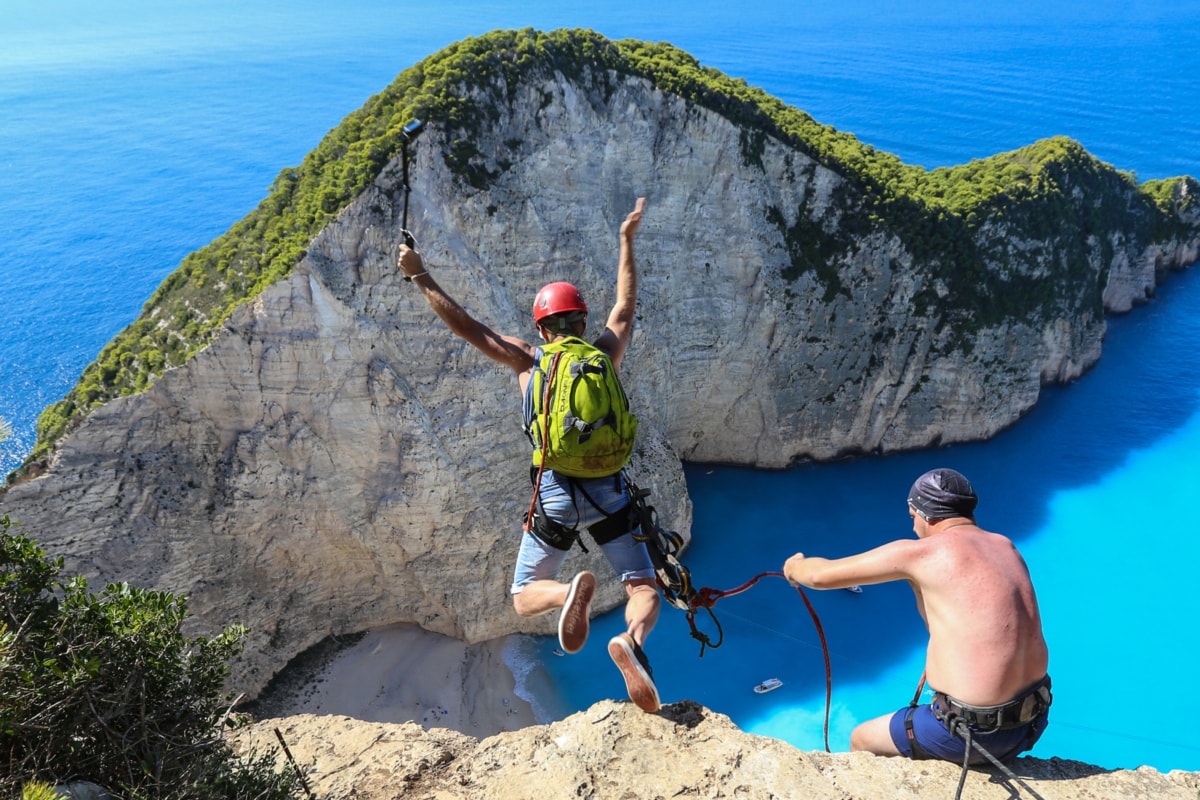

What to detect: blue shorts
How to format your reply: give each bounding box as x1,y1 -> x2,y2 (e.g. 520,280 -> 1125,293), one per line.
510,471 -> 656,594
889,702 -> 1049,765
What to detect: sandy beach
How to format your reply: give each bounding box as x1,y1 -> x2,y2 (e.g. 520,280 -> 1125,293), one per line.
243,623 -> 551,738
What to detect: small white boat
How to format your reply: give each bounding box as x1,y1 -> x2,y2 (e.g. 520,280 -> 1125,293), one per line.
753,677 -> 783,694
845,585 -> 863,594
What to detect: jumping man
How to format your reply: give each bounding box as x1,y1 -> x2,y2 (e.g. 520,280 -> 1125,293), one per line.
396,197 -> 661,712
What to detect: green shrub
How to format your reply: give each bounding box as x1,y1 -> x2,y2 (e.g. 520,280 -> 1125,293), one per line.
0,516 -> 301,800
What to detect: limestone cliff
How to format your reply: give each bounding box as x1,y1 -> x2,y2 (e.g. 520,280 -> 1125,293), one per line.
2,30 -> 1199,699
232,701 -> 1200,800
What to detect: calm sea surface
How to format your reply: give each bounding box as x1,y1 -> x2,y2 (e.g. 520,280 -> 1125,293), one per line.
3,0 -> 1198,773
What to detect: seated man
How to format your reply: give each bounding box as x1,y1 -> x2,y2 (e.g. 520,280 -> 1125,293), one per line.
783,468 -> 1051,763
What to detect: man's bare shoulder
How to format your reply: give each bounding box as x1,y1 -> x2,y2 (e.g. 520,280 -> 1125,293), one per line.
500,332 -> 537,354
939,524 -> 1014,551
916,524 -> 1024,578
872,534 -> 962,579
591,328 -> 629,369
487,332 -> 537,374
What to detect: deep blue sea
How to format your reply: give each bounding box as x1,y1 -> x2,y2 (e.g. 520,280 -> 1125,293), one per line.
3,0 -> 1198,774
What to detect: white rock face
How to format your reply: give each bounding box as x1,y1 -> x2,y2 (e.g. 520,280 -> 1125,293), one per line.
2,68 -> 1195,697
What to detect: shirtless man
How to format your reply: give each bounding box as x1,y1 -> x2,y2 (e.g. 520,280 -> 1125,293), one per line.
783,468 -> 1051,763
396,198 -> 661,713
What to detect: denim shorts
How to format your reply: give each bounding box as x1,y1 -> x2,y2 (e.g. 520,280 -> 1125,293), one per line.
510,471 -> 656,594
889,702 -> 1049,764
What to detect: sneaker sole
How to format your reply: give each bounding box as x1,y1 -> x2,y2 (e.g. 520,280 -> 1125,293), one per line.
608,635 -> 661,713
558,572 -> 596,654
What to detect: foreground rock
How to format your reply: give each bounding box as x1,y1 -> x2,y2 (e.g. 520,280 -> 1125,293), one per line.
233,700 -> 1198,800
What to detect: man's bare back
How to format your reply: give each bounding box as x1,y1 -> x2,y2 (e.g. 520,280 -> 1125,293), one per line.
904,522 -> 1048,705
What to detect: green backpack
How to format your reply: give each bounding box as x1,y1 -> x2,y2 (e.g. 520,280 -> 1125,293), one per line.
523,336 -> 638,478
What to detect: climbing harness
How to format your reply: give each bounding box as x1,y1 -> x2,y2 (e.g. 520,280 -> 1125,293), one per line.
624,478 -> 694,610
907,672 -> 1051,800
523,470 -> 632,553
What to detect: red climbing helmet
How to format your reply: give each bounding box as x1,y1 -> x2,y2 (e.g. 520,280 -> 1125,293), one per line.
531,282 -> 588,325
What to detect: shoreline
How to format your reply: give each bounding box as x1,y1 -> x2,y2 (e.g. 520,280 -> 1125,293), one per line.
241,623 -> 554,738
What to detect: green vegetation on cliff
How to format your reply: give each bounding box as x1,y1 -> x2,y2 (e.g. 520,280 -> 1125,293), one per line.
21,27 -> 1199,473
1,516 -> 301,799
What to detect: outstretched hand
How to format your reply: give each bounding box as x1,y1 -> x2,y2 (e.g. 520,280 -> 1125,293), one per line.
621,197 -> 646,239
782,553 -> 808,588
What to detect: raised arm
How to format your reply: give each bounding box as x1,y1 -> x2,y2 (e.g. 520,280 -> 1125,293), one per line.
397,244 -> 535,375
594,197 -> 645,369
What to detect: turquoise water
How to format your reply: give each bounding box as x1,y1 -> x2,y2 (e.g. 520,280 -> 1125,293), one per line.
543,265 -> 1200,772
3,0 -> 1199,773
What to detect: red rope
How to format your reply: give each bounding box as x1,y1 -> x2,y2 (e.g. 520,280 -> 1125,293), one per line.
691,570 -> 782,608
911,671 -> 927,707
691,571 -> 832,753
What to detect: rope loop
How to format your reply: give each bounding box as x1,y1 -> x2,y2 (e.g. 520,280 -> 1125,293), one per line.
687,571 -> 832,752
685,606 -> 724,656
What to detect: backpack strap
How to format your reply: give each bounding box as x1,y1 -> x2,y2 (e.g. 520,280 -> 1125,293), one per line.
521,345 -> 555,448
521,347 -> 561,533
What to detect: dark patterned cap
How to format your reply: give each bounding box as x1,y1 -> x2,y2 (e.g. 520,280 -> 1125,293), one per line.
908,468 -> 978,520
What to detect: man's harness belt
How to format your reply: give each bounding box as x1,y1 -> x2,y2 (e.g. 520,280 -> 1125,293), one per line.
905,674 -> 1052,762
932,675 -> 1052,733
525,472 -> 633,552
907,676 -> 1054,800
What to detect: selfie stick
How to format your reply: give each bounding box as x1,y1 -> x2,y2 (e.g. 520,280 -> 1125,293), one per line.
400,119 -> 424,247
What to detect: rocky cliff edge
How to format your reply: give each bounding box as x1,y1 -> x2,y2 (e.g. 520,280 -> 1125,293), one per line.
232,700 -> 1199,800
